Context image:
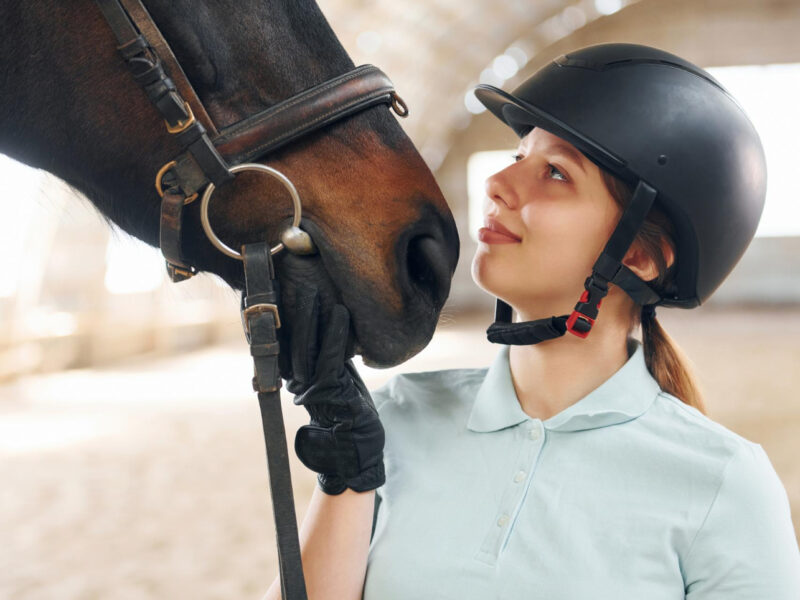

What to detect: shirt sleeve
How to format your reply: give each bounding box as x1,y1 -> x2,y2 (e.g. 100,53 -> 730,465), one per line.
683,442 -> 800,599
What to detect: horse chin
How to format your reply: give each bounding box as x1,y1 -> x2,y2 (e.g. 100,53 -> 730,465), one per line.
357,337 -> 427,369
273,251 -> 438,370
351,299 -> 437,368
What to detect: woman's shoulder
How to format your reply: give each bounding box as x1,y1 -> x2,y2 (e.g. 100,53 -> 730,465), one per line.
370,366 -> 488,414
646,391 -> 788,507
648,390 -> 759,455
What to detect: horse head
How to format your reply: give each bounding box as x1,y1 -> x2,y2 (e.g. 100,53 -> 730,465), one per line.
0,0 -> 459,367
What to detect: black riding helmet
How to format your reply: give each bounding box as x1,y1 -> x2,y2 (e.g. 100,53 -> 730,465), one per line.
474,42 -> 767,345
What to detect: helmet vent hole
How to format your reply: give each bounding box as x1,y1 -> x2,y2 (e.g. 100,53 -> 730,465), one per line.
657,155 -> 668,165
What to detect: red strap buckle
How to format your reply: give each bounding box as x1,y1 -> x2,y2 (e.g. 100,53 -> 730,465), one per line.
566,290 -> 602,338
566,311 -> 594,338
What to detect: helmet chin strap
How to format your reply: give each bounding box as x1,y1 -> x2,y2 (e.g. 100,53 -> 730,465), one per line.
486,180 -> 663,346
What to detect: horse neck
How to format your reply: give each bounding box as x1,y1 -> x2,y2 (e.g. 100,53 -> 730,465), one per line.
0,0 -> 354,245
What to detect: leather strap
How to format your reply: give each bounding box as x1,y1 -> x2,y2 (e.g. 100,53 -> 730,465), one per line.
159,190 -> 197,281
96,0 -> 233,198
242,243 -> 308,600
164,65 -> 400,195
116,0 -> 218,135
215,65 -> 397,164
97,0 -> 193,130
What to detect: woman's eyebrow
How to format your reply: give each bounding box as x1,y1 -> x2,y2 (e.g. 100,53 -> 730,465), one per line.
547,143 -> 587,175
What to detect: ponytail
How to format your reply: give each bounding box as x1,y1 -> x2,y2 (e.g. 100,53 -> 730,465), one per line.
600,170 -> 707,415
639,307 -> 707,414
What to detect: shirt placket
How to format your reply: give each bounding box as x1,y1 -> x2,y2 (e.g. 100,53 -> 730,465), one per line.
475,420 -> 546,566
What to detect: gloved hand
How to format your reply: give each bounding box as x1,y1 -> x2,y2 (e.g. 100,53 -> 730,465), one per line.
285,288 -> 385,495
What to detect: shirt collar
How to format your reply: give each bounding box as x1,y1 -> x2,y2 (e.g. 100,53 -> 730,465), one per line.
467,338 -> 661,433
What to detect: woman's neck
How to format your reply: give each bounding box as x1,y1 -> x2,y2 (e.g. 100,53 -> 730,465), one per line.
508,314 -> 631,421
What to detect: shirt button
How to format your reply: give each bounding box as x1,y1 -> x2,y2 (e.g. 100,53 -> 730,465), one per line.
513,470 -> 526,483
497,514 -> 510,527
529,428 -> 541,441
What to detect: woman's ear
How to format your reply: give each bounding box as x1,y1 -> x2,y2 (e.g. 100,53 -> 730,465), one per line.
622,237 -> 675,282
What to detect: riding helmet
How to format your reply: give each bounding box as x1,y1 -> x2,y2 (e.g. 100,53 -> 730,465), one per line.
473,42 -> 767,345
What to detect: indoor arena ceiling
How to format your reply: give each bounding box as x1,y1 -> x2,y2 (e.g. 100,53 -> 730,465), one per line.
317,0 -> 642,170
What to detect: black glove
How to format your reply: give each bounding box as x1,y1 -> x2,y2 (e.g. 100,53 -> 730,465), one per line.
285,290 -> 385,495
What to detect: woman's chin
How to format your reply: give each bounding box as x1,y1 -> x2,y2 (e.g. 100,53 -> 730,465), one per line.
471,259 -> 508,302
470,251 -> 489,293
471,249 -> 509,295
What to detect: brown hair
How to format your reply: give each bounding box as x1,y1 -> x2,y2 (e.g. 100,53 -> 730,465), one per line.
600,171 -> 707,414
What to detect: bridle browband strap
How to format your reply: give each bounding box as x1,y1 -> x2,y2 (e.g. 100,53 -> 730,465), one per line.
162,65 -> 403,201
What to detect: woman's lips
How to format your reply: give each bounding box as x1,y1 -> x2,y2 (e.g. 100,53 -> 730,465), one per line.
478,218 -> 522,244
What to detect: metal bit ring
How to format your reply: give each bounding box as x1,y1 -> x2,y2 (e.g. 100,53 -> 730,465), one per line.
200,163 -> 302,260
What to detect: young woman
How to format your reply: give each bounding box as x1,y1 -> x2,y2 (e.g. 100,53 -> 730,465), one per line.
266,43 -> 800,600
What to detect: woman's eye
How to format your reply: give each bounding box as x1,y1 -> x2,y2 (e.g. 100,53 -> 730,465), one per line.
512,154 -> 568,182
548,164 -> 568,182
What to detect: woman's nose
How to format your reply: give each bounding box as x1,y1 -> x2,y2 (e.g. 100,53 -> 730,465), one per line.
485,167 -> 518,210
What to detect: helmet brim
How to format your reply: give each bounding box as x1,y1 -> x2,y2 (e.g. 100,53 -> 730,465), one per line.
474,84 -> 634,181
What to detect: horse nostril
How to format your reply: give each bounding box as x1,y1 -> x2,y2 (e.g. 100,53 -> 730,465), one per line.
405,234 -> 452,308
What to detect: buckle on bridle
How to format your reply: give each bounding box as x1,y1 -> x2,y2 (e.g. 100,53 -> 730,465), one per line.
155,160 -> 198,204
165,101 -> 196,134
165,261 -> 197,282
243,303 -> 282,335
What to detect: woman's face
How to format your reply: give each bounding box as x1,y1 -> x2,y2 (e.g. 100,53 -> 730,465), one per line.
471,127 -> 623,320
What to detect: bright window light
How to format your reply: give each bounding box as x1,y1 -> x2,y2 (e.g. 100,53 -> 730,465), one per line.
464,89 -> 486,115
505,46 -> 529,70
104,228 -> 164,294
594,0 -> 624,16
356,31 -> 382,55
493,55 -> 519,80
479,67 -> 505,87
0,155 -> 44,298
707,63 -> 800,237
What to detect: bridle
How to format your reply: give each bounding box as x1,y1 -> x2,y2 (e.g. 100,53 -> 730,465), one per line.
95,0 -> 407,281
94,1 -> 409,597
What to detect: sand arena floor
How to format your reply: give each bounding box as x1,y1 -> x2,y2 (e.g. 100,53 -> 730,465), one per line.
1,306 -> 799,599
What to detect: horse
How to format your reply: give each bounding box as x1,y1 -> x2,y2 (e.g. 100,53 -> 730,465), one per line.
0,0 -> 460,368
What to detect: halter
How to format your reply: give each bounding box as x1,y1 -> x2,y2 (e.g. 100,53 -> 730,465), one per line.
95,1 -> 409,597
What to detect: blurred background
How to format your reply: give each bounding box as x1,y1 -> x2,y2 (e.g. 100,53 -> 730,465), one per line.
2,0 -> 799,597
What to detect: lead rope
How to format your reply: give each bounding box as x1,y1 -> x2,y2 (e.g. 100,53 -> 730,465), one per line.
241,241 -> 308,600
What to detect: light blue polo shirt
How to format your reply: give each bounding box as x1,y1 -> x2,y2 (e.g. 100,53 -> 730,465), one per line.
363,338 -> 800,599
